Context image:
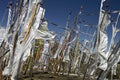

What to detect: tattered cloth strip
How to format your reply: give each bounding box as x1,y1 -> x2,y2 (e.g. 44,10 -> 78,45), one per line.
0,28 -> 6,45
2,0 -> 30,76
96,0 -> 110,71
98,0 -> 111,31
63,35 -> 77,62
53,34 -> 66,59
10,5 -> 55,80
39,40 -> 49,66
97,41 -> 120,80
98,10 -> 111,32
98,30 -> 108,71
106,12 -> 120,75
78,40 -> 89,68
22,44 -> 32,62
34,28 -> 56,40
63,45 -> 71,62
107,12 -> 120,58
111,56 -> 120,75
2,1 -> 55,80
110,25 -> 120,75
0,2 -> 12,46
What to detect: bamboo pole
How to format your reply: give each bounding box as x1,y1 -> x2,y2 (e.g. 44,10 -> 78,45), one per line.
69,6 -> 82,76
0,41 -> 6,80
19,3 -> 40,75
97,39 -> 120,80
84,0 -> 110,79
29,46 -> 34,80
36,39 -> 43,62
0,2 -> 12,79
22,3 -> 39,43
52,11 -> 72,75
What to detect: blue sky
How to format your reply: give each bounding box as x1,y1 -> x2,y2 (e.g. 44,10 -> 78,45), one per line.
0,0 -> 120,43
44,0 -> 120,43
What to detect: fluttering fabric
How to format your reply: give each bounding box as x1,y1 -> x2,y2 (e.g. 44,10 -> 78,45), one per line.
3,1 -> 55,80
39,40 -> 49,66
98,41 -> 120,80
0,28 -> 6,45
97,0 -> 110,71
98,0 -> 110,31
98,31 -> 108,71
98,10 -> 111,32
53,32 -> 68,59
63,35 -> 77,62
